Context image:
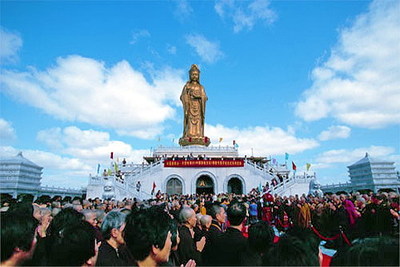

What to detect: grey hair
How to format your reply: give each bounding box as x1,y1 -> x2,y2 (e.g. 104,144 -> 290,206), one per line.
81,209 -> 96,220
101,211 -> 127,240
200,215 -> 212,227
179,207 -> 194,224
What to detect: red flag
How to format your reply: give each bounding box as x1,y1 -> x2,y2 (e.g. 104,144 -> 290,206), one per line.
292,161 -> 297,171
151,181 -> 156,195
110,152 -> 114,159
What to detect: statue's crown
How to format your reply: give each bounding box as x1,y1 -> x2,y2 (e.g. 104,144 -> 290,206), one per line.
190,64 -> 200,73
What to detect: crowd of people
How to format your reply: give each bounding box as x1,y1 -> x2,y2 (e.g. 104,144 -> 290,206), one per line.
1,190 -> 399,266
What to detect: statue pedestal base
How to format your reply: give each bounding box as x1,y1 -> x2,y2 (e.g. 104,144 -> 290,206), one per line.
179,136 -> 211,147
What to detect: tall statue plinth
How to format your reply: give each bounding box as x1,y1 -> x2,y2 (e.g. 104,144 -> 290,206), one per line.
180,64 -> 210,147
179,136 -> 211,147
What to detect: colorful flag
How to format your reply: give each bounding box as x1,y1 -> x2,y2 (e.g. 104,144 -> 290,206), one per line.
219,137 -> 223,143
96,164 -> 100,175
107,168 -> 112,176
110,152 -> 114,159
114,162 -> 119,172
285,153 -> 289,160
234,143 -> 239,148
292,161 -> 297,171
306,163 -> 311,171
151,181 -> 156,195
272,158 -> 277,165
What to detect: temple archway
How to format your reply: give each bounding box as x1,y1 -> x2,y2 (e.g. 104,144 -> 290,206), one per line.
196,175 -> 214,194
227,177 -> 243,194
166,178 -> 183,195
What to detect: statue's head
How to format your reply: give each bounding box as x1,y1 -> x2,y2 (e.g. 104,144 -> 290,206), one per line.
189,64 -> 200,81
189,64 -> 200,74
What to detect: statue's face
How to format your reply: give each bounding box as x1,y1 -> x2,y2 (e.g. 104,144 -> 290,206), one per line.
190,70 -> 199,81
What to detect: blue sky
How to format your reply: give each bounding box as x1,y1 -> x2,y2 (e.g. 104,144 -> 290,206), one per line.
1,0 -> 399,189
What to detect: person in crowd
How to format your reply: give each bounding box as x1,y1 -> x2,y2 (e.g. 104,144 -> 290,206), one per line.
28,207 -> 85,266
360,193 -> 393,237
1,211 -> 38,266
202,204 -> 226,265
47,220 -> 99,266
262,233 -> 319,266
193,213 -> 204,241
331,236 -> 399,266
200,215 -> 212,232
177,207 -> 205,266
97,210 -> 131,266
82,209 -> 103,241
249,199 -> 258,224
36,207 -> 52,238
72,199 -> 83,212
169,199 -> 181,221
208,201 -> 248,266
241,221 -> 274,266
124,206 -> 173,267
166,218 -> 181,266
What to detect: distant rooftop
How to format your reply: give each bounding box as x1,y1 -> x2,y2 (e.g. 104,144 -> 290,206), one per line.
348,152 -> 394,168
0,152 -> 43,169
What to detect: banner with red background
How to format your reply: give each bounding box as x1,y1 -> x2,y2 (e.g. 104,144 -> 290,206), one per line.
164,159 -> 244,168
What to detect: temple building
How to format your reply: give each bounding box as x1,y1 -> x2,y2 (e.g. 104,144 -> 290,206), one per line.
86,65 -> 314,200
0,152 -> 86,199
321,153 -> 400,193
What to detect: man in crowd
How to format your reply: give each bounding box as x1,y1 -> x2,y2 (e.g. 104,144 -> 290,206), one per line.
178,207 -> 206,266
47,220 -> 99,266
1,211 -> 38,266
202,203 -> 226,265
97,210 -> 131,266
208,201 -> 247,266
124,206 -> 173,267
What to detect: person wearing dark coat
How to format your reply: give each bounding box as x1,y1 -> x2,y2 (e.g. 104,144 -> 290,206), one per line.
177,208 -> 205,266
97,211 -> 132,266
202,204 -> 226,265
207,201 -> 248,266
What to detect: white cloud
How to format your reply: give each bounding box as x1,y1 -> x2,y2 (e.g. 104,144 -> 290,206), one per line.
0,126 -> 152,187
318,125 -> 351,141
129,29 -> 150,45
0,55 -> 186,139
37,126 -> 149,164
185,34 -> 224,63
0,118 -> 16,142
205,124 -> 319,156
215,0 -> 277,33
295,0 -> 400,129
166,44 -> 177,55
316,145 -> 395,165
173,0 -> 193,20
0,27 -> 22,64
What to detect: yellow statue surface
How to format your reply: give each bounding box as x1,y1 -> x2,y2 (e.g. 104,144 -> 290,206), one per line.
179,64 -> 210,146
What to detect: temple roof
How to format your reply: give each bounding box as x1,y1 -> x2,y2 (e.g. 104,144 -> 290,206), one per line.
0,152 -> 43,169
348,152 -> 393,167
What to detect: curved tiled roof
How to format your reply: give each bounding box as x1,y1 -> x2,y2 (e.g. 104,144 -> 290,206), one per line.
0,152 -> 43,169
348,152 -> 393,167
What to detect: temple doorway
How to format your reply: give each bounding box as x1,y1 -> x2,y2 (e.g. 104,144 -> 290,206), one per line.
166,178 -> 183,195
227,177 -> 243,194
196,175 -> 214,194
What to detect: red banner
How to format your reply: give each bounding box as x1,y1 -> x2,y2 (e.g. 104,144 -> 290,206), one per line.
164,159 -> 244,168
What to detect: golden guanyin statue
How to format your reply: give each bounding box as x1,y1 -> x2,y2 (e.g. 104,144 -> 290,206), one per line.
179,64 -> 210,146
